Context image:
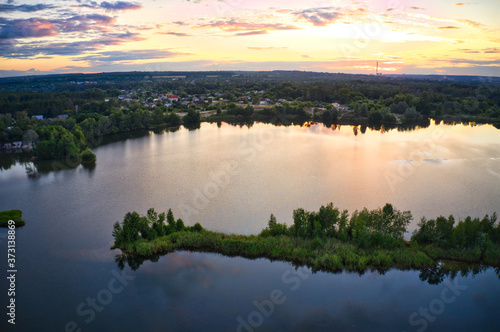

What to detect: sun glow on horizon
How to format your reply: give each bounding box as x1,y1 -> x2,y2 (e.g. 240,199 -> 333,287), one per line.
0,0 -> 498,77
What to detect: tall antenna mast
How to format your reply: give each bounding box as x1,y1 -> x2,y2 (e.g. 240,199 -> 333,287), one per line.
376,61 -> 379,76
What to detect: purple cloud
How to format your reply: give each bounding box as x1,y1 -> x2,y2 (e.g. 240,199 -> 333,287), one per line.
235,30 -> 267,36
0,32 -> 144,58
0,14 -> 118,41
73,1 -> 141,12
159,32 -> 192,37
100,1 -> 142,11
199,19 -> 298,35
79,49 -> 191,63
0,18 -> 59,40
293,7 -> 342,26
0,4 -> 57,12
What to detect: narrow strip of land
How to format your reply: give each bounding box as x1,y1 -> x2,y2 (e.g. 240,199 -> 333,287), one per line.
111,204 -> 500,273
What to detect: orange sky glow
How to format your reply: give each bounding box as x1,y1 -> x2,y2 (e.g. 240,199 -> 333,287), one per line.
0,0 -> 498,77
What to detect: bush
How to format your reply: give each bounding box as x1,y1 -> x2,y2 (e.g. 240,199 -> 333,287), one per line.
0,209 -> 25,227
80,148 -> 96,164
368,110 -> 383,123
183,109 -> 201,125
193,222 -> 203,232
176,218 -> 185,231
311,236 -> 323,250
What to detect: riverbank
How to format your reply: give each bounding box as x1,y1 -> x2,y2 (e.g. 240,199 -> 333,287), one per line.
111,205 -> 500,273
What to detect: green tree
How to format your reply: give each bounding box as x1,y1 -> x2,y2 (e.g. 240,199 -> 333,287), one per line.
183,109 -> 201,125
293,208 -> 309,238
80,148 -> 96,164
22,129 -> 39,148
166,209 -> 176,227
176,218 -> 185,231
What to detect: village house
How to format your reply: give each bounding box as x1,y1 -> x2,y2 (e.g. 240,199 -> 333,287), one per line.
168,95 -> 179,102
259,98 -> 271,105
331,103 -> 349,111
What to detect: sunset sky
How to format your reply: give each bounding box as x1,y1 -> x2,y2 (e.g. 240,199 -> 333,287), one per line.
0,0 -> 499,77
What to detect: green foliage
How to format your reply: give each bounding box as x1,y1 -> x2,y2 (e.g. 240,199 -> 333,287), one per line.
112,221 -> 124,245
166,208 -> 175,227
176,218 -> 185,231
311,236 -> 323,250
403,106 -> 421,122
292,208 -> 308,238
0,209 -> 25,227
183,109 -> 201,125
34,125 -> 84,161
262,213 -> 288,236
120,212 -> 142,243
22,129 -> 39,147
285,203 -> 411,249
80,148 -> 96,164
113,209 -> 191,246
382,111 -> 397,123
227,104 -> 254,117
165,112 -> 181,126
321,109 -> 338,124
390,101 -> 409,114
368,109 -> 383,124
112,204 -> 500,273
192,222 -> 203,232
411,213 -> 499,250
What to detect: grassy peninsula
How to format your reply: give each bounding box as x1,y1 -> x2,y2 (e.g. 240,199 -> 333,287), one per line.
111,204 -> 500,272
0,209 -> 25,227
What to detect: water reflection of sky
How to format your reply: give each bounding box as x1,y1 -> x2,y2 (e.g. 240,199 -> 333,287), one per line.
115,251 -> 500,332
1,121 -> 500,236
0,121 -> 500,331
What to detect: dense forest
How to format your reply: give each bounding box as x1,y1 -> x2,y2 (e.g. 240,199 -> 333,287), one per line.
1,71 -> 499,161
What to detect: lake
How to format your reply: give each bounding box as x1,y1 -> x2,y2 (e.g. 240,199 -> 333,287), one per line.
1,121 -> 499,331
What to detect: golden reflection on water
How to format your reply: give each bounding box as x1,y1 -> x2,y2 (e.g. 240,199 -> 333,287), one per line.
1,120 -> 499,236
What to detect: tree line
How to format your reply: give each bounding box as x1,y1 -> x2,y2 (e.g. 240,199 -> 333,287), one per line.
111,204 -> 500,273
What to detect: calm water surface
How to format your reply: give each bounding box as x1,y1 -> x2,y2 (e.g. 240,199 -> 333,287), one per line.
1,121 -> 499,331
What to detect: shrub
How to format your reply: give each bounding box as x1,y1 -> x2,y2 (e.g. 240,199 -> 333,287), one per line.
0,209 -> 25,227
176,218 -> 185,231
311,236 -> 323,250
193,222 -> 203,232
80,148 -> 96,164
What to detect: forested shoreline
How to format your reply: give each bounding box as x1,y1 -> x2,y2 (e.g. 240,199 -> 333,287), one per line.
1,71 -> 499,162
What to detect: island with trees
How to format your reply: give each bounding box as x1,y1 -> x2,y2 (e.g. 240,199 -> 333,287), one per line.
111,203 -> 500,273
0,209 -> 25,227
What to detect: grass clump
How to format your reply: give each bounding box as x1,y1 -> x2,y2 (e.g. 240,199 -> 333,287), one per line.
0,210 -> 25,227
